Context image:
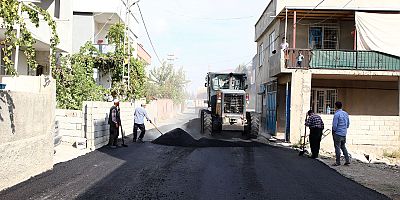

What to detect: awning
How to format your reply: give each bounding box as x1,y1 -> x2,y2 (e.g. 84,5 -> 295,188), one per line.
355,12 -> 400,57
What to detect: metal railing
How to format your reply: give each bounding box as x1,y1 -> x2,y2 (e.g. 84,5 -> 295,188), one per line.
285,48 -> 400,71
284,49 -> 312,69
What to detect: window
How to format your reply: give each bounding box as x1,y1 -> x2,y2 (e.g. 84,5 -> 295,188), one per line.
269,31 -> 275,57
310,88 -> 337,114
211,74 -> 245,90
258,43 -> 264,67
309,25 -> 339,49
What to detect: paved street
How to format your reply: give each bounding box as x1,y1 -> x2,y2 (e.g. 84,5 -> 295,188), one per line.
0,116 -> 389,200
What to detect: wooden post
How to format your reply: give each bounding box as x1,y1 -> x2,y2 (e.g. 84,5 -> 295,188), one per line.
293,11 -> 296,48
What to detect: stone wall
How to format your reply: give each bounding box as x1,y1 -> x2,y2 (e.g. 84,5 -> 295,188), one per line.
319,115 -> 400,156
0,76 -> 55,191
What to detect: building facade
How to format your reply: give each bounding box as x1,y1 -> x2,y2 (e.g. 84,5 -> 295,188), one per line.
0,0 -> 73,76
254,0 -> 400,154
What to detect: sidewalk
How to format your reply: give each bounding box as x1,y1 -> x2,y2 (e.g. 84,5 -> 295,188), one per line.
265,139 -> 400,200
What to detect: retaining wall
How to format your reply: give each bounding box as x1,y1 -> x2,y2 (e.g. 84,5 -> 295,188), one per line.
0,75 -> 55,191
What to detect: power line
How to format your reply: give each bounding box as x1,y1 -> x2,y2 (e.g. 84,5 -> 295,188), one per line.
296,0 -> 327,25
297,0 -> 353,26
137,3 -> 163,65
162,9 -> 255,21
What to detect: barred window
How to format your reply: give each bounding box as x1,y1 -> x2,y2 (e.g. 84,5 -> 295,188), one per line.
310,88 -> 337,114
309,24 -> 339,50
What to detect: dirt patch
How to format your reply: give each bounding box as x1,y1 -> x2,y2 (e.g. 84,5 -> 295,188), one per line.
152,128 -> 266,147
318,155 -> 400,200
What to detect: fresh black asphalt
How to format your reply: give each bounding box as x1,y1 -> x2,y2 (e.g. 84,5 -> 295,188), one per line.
0,138 -> 389,200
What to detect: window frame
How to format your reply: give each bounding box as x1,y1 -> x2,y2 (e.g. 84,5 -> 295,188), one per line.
258,43 -> 264,67
308,24 -> 340,50
269,30 -> 275,57
310,88 -> 338,115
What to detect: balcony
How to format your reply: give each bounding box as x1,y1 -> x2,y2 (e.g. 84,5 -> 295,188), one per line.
93,44 -> 116,54
284,49 -> 400,71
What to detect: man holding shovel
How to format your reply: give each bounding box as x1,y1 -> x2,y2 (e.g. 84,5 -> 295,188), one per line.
108,99 -> 121,148
305,110 -> 324,158
133,104 -> 152,143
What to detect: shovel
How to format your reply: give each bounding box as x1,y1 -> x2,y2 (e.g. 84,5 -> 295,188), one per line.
150,121 -> 163,135
299,114 -> 308,156
119,123 -> 128,147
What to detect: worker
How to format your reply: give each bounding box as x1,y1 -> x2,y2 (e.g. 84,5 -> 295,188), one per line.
133,104 -> 152,143
108,99 -> 121,148
305,110 -> 324,158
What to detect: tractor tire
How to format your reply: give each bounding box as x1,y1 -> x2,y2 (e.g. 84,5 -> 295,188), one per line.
245,112 -> 260,139
201,110 -> 212,135
212,116 -> 222,133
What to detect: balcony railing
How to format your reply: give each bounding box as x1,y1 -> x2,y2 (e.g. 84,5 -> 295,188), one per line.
93,44 -> 116,54
285,49 -> 400,71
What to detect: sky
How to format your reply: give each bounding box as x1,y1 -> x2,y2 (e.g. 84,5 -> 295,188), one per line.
136,0 -> 268,93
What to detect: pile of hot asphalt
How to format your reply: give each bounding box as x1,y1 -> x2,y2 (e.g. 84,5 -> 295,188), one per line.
152,128 -> 266,147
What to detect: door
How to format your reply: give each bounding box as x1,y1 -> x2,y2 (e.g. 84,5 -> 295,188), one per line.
285,82 -> 291,142
266,81 -> 277,136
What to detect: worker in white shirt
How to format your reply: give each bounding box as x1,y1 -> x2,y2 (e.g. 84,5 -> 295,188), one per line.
133,104 -> 152,143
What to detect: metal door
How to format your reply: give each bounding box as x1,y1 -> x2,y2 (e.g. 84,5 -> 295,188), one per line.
266,81 -> 277,135
285,82 -> 291,142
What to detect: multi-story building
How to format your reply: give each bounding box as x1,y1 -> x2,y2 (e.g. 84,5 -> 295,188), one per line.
1,0 -> 151,87
72,0 -> 143,88
254,0 -> 400,154
0,0 -> 73,76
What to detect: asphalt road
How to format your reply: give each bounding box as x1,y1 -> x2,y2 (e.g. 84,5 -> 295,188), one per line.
0,116 -> 389,200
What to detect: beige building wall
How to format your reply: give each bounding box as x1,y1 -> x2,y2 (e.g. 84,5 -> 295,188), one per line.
312,79 -> 399,116
0,76 -> 56,191
289,70 -> 311,143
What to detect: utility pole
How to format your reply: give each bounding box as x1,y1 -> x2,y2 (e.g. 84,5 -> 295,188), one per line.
14,1 -> 22,73
124,0 -> 140,87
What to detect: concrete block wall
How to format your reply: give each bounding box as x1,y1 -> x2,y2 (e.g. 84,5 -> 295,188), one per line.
83,101 -> 142,150
0,76 -> 56,191
56,99 -> 181,151
55,109 -> 84,145
319,115 -> 400,156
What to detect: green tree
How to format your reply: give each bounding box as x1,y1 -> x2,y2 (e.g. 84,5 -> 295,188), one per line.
147,62 -> 189,103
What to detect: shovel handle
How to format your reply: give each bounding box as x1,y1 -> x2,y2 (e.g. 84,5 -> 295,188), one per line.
151,121 -> 163,135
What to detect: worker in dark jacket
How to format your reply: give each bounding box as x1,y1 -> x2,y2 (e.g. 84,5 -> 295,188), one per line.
305,110 -> 324,158
108,99 -> 121,148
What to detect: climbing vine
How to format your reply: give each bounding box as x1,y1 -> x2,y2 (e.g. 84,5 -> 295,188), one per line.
52,21 -> 147,109
0,0 -> 59,75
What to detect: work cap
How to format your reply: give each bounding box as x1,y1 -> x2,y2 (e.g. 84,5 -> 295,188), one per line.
113,99 -> 120,103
